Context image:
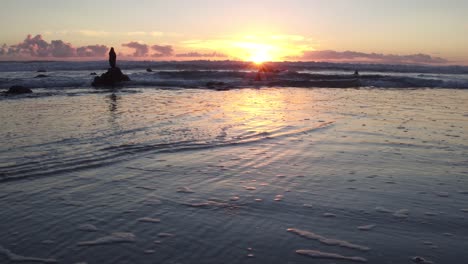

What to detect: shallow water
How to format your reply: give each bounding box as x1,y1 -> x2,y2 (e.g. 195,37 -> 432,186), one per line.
0,87 -> 467,263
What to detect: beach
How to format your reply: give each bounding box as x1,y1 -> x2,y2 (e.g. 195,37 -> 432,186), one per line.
1,83 -> 468,263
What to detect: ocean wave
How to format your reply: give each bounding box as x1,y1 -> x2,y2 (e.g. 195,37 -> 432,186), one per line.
0,122 -> 334,182
1,67 -> 468,91
1,60 -> 468,74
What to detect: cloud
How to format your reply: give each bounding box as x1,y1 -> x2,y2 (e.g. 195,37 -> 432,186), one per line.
0,34 -> 110,58
9,34 -> 51,57
0,44 -> 7,55
175,51 -> 227,58
299,50 -> 448,64
122,42 -> 149,57
49,40 -> 75,57
151,45 -> 173,57
76,45 -> 108,57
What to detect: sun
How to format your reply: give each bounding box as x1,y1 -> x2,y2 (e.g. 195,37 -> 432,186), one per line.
249,49 -> 272,64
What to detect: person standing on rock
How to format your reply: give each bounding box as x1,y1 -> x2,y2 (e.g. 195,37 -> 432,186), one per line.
109,47 -> 117,68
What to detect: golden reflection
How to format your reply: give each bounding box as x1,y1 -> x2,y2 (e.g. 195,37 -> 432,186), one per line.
217,89 -> 290,130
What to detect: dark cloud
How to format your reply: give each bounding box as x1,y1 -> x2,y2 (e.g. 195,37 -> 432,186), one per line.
9,34 -> 51,57
49,40 -> 75,57
76,45 -> 108,57
0,44 -> 7,55
151,45 -> 173,57
300,50 -> 448,64
175,51 -> 227,58
122,42 -> 149,57
0,34 -> 110,58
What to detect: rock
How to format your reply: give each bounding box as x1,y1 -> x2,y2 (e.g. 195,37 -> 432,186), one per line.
206,81 -> 229,91
146,68 -> 153,72
90,72 -> 97,76
92,67 -> 130,87
37,69 -> 47,73
6,85 -> 33,94
35,74 -> 48,78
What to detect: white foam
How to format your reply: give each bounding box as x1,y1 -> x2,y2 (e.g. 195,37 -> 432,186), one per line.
274,195 -> 284,201
296,249 -> 367,262
77,232 -> 136,246
411,256 -> 434,264
157,232 -> 174,238
357,224 -> 376,231
77,224 -> 99,232
244,186 -> 257,190
0,245 -> 57,263
393,209 -> 410,219
323,213 -> 336,217
287,228 -> 370,251
137,217 -> 161,223
177,187 -> 195,193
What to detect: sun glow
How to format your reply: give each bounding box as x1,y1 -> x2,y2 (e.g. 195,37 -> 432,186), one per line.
234,41 -> 276,63
249,49 -> 272,64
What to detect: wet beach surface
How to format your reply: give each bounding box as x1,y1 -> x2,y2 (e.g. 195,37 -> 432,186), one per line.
1,87 -> 468,263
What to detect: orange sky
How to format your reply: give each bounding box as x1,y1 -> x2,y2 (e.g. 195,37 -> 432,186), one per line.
1,0 -> 467,64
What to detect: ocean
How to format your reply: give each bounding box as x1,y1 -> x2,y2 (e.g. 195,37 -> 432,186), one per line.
0,60 -> 467,263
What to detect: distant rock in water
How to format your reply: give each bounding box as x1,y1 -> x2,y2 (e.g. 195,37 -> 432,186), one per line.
92,67 -> 130,87
35,74 -> 48,78
90,72 -> 97,76
6,85 -> 32,94
146,68 -> 153,72
206,81 -> 229,91
37,69 -> 47,73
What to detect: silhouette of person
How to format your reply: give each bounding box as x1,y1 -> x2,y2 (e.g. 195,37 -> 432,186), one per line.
109,47 -> 117,68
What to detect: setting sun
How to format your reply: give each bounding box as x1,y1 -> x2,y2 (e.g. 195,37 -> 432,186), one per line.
250,49 -> 272,64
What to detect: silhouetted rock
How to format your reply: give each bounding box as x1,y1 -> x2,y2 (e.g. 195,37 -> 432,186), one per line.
146,68 -> 153,72
90,72 -> 97,76
6,85 -> 32,94
92,48 -> 129,87
35,74 -> 48,78
92,67 -> 130,87
206,81 -> 229,91
109,47 -> 117,68
37,69 -> 47,73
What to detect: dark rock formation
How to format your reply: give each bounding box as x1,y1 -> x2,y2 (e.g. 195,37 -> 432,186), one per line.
146,68 -> 153,72
35,74 -> 48,78
37,69 -> 47,73
90,72 -> 97,76
6,85 -> 33,94
109,47 -> 117,68
92,67 -> 130,87
92,48 -> 130,87
206,81 -> 230,91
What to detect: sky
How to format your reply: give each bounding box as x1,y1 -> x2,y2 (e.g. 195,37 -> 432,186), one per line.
0,0 -> 467,64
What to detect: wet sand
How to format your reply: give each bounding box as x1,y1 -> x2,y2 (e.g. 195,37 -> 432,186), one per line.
1,88 -> 467,263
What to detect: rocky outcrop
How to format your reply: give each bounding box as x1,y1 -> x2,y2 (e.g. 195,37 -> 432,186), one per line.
92,67 -> 130,87
5,85 -> 33,94
92,47 -> 130,87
